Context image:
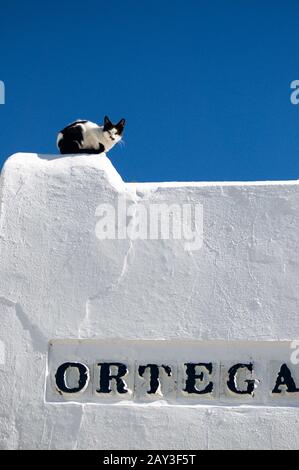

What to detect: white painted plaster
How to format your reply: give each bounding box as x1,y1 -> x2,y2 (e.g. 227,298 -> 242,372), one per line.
0,152 -> 299,449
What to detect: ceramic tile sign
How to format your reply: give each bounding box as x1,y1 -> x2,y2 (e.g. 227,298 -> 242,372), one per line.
46,339 -> 299,406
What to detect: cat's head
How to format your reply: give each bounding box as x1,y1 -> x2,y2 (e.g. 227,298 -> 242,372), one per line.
103,115 -> 126,144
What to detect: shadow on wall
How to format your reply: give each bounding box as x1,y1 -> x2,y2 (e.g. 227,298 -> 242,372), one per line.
36,153 -> 106,161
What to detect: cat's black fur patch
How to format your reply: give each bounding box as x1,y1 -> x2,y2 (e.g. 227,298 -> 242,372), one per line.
62,120 -> 88,129
80,143 -> 105,154
59,140 -> 81,154
59,140 -> 105,155
60,123 -> 84,142
58,122 -> 85,154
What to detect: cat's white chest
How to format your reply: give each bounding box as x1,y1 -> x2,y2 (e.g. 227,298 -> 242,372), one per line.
81,121 -> 103,149
81,121 -> 113,151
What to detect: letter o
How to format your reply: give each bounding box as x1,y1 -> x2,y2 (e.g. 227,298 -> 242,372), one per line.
55,362 -> 89,394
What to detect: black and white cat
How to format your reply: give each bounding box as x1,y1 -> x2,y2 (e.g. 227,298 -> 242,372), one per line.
57,116 -> 125,154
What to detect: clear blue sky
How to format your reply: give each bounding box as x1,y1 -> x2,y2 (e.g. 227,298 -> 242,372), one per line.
0,0 -> 299,182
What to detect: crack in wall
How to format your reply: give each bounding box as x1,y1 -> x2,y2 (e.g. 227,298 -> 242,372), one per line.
15,303 -> 48,353
72,404 -> 85,450
0,296 -> 47,353
79,192 -> 140,337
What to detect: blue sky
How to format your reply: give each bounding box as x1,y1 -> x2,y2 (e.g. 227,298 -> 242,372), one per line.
0,0 -> 299,182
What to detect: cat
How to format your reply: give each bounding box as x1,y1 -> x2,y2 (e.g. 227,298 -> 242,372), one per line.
57,115 -> 125,154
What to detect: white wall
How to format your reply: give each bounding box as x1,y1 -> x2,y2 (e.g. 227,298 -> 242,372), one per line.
0,152 -> 299,449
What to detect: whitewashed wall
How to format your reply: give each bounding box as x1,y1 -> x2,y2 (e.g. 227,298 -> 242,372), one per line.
0,152 -> 299,449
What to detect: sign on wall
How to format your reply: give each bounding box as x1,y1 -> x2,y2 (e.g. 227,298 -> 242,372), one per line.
46,339 -> 299,406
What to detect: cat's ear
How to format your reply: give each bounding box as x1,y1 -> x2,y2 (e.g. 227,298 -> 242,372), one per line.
104,115 -> 112,128
116,118 -> 126,133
